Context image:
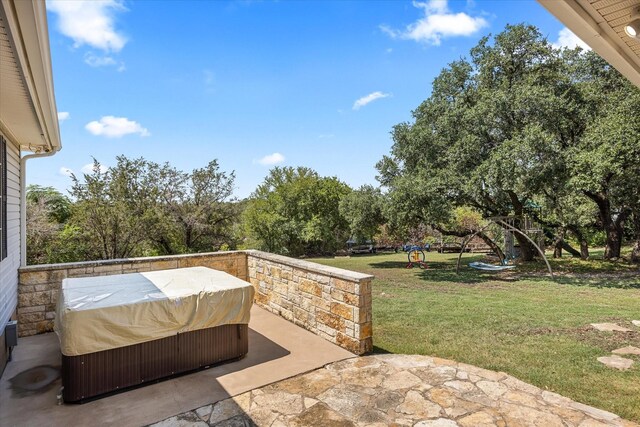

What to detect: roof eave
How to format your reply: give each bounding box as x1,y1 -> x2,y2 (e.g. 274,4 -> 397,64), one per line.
1,0 -> 61,153
538,0 -> 640,89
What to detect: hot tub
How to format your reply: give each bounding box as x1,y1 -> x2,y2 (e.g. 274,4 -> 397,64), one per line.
55,266 -> 254,402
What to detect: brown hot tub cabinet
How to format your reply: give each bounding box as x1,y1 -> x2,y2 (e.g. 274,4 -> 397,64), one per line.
62,324 -> 248,402
56,267 -> 254,403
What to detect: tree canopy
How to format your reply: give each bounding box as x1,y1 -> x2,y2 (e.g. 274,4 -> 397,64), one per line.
377,24 -> 640,260
243,167 -> 351,256
24,155 -> 240,264
339,185 -> 385,244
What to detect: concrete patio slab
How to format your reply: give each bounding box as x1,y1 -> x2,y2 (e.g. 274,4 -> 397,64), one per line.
0,306 -> 354,427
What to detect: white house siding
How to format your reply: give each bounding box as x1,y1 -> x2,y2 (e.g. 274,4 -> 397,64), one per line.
0,131 -> 20,331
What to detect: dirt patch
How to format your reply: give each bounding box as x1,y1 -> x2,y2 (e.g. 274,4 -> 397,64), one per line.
519,320 -> 640,353
562,271 -> 640,279
569,326 -> 640,353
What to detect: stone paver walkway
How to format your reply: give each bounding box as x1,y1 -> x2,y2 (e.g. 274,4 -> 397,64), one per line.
149,355 -> 637,427
597,355 -> 635,371
590,323 -> 633,333
613,346 -> 640,356
590,322 -> 638,370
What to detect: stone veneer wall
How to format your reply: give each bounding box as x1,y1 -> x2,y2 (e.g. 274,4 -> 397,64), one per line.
17,250 -> 374,355
17,252 -> 246,337
246,250 -> 373,355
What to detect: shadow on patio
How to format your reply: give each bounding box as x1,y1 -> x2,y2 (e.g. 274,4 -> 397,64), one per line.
0,306 -> 354,427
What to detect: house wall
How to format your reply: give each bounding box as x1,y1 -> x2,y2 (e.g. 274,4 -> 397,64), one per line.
0,133 -> 21,374
17,250 -> 374,355
246,250 -> 373,355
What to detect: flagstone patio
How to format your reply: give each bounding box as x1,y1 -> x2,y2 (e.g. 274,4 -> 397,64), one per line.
151,354 -> 637,427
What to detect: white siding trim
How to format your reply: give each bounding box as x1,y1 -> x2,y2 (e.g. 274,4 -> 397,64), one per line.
0,131 -> 20,327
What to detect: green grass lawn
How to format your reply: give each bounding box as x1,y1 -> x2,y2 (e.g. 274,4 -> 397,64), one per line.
309,250 -> 640,422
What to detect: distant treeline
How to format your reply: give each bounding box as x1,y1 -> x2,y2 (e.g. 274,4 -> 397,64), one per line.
27,24 -> 640,264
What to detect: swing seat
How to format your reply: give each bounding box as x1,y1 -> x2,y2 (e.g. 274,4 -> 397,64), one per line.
468,261 -> 516,271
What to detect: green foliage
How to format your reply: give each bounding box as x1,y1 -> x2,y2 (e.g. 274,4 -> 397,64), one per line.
25,185 -> 75,264
339,185 -> 385,243
449,206 -> 485,234
377,23 -> 640,261
243,167 -> 351,256
48,224 -> 87,264
151,160 -> 239,254
568,56 -> 640,258
26,196 -> 59,265
378,25 -> 567,227
26,185 -> 71,223
25,155 -> 240,264
69,157 -> 159,259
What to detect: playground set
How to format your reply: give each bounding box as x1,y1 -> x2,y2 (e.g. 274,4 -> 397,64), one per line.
456,216 -> 553,276
404,215 -> 553,277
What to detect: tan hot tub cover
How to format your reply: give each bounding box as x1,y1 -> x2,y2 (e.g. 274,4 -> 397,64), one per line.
55,266 -> 255,356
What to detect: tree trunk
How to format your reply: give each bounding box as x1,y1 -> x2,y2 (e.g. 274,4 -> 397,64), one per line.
553,227 -> 565,258
529,209 -> 586,259
478,231 -> 505,261
584,191 -> 626,260
632,240 -> 640,263
580,240 -> 589,260
539,227 -> 580,258
567,226 -> 589,260
631,212 -> 640,263
603,221 -> 623,260
185,225 -> 193,251
513,231 -> 536,261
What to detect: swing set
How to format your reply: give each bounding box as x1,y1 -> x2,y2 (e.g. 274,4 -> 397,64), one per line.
455,216 -> 553,277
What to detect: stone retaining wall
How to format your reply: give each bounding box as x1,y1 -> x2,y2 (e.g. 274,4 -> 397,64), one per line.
246,250 -> 373,355
17,250 -> 373,355
17,252 -> 246,337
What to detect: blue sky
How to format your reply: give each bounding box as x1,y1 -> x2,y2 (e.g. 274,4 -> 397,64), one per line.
35,0 -> 588,199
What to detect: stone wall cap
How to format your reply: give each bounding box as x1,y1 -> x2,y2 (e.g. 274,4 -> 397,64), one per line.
19,251 -> 243,273
245,250 -> 374,282
19,250 -> 375,283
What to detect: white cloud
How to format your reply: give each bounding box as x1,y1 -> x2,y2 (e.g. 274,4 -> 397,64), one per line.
58,112 -> 70,122
84,52 -> 116,67
47,0 -> 127,52
380,0 -> 488,46
552,27 -> 591,51
81,163 -> 109,174
59,167 -> 73,177
84,52 -> 126,70
353,92 -> 391,110
256,153 -> 285,166
85,116 -> 150,138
